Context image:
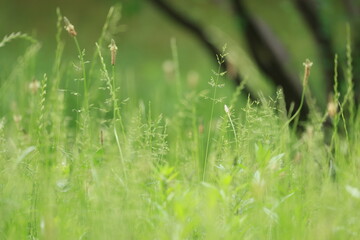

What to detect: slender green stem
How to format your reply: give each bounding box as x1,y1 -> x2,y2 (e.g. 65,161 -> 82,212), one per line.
192,106 -> 201,178
74,37 -> 88,112
330,54 -> 340,152
283,59 -> 312,130
112,66 -> 117,121
203,64 -> 221,181
291,86 -> 306,131
171,38 -> 182,99
89,6 -> 115,78
339,103 -> 350,143
96,43 -> 127,180
345,24 -> 354,127
225,105 -> 238,148
114,124 -> 127,180
112,65 -> 126,140
111,57 -> 127,181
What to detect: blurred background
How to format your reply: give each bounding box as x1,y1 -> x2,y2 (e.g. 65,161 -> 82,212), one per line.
0,0 -> 358,118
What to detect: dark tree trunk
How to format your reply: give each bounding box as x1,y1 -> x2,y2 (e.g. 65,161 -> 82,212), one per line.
147,0 -> 255,99
231,0 -> 308,119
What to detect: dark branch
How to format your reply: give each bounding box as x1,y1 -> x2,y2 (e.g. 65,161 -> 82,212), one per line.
342,0 -> 360,104
147,0 -> 255,98
294,0 -> 334,95
231,0 -> 308,119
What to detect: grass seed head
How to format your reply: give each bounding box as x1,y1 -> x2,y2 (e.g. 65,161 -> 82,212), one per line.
327,96 -> 338,118
224,104 -> 230,114
63,17 -> 77,37
108,39 -> 118,66
29,79 -> 40,94
302,59 -> 313,86
198,123 -> 204,135
13,114 -> 22,124
162,60 -> 175,75
187,71 -> 199,89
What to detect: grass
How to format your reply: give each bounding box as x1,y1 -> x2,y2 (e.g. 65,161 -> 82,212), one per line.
1,6 -> 360,240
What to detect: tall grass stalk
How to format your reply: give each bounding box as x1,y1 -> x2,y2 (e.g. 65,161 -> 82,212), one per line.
96,42 -> 127,181
224,104 -> 238,148
64,16 -> 89,114
38,74 -> 47,143
330,54 -> 340,149
171,38 -> 182,99
344,24 -> 355,128
52,8 -> 64,88
89,5 -> 122,78
48,8 -> 65,151
203,46 -> 227,181
284,59 -> 313,130
191,105 -> 201,177
73,37 -> 89,112
90,6 -> 115,75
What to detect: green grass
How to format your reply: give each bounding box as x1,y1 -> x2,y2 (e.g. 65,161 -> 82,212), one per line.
1,6 -> 360,240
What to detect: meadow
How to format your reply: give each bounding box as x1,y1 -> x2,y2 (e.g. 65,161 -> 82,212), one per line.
1,5 -> 360,240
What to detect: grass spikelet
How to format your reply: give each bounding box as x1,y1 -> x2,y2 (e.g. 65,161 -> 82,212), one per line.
52,8 -> 65,82
108,39 -> 118,66
38,74 -> 47,138
0,32 -> 37,48
63,17 -> 77,37
343,24 -> 355,126
89,4 -> 122,77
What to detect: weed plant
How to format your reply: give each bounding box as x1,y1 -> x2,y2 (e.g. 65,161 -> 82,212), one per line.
0,6 -> 360,240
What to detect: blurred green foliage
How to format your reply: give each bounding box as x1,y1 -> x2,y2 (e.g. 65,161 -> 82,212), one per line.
0,0 -> 351,110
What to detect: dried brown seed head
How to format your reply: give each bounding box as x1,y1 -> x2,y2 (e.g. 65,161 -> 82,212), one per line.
108,39 -> 118,65
327,99 -> 338,118
302,59 -> 313,86
29,80 -> 40,94
64,17 -> 77,37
